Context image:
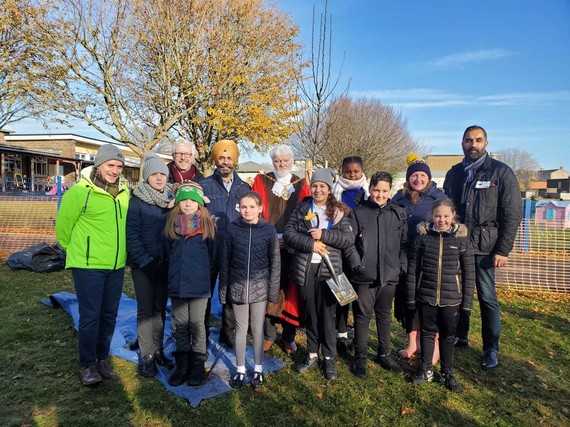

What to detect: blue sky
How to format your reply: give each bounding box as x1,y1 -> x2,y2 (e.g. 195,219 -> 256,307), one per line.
275,0 -> 570,170
10,0 -> 570,170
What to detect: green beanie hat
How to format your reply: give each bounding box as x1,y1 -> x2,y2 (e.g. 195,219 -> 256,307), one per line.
175,181 -> 205,206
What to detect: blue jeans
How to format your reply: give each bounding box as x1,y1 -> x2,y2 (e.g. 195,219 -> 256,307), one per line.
456,255 -> 500,353
72,268 -> 125,367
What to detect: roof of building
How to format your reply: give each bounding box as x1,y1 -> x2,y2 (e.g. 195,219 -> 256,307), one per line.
535,200 -> 570,208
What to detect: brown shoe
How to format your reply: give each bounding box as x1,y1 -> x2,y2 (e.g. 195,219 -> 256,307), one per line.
95,359 -> 119,380
81,365 -> 103,386
283,341 -> 298,355
263,340 -> 274,352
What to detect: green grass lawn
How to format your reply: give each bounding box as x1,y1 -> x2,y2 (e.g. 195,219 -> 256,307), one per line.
0,262 -> 569,427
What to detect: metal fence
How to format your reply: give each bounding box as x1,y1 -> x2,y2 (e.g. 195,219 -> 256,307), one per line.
0,193 -> 568,293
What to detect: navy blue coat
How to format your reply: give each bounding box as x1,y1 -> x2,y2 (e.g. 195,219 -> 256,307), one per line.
219,217 -> 280,305
167,233 -> 212,299
126,195 -> 170,269
199,170 -> 251,234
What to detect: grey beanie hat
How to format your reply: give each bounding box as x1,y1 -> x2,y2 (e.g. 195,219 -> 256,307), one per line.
94,144 -> 125,167
310,168 -> 335,189
143,152 -> 169,181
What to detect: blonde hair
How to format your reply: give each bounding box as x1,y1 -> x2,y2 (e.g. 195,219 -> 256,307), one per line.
165,203 -> 216,240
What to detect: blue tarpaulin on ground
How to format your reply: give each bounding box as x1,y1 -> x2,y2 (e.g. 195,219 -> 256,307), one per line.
45,290 -> 286,407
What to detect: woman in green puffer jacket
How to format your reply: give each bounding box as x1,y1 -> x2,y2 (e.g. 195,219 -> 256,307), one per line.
56,144 -> 130,387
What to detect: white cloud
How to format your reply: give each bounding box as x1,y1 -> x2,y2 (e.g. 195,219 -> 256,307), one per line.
422,49 -> 514,68
350,88 -> 570,109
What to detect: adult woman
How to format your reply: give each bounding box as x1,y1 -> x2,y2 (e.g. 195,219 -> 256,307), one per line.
126,152 -> 175,377
56,144 -> 130,386
284,168 -> 353,380
392,154 -> 446,361
251,144 -> 310,353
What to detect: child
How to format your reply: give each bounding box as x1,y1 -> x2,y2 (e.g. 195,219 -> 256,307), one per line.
407,199 -> 475,392
284,168 -> 353,380
165,181 -> 216,387
219,191 -> 281,389
331,156 -> 369,355
345,172 -> 407,378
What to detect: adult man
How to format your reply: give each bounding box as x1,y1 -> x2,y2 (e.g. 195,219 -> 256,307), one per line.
199,139 -> 251,347
167,137 -> 203,183
443,125 -> 521,370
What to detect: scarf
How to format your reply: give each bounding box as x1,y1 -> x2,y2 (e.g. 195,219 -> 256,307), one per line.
172,164 -> 198,183
332,174 -> 369,202
271,170 -> 296,200
91,168 -> 120,198
133,182 -> 173,208
174,211 -> 203,238
461,152 -> 488,203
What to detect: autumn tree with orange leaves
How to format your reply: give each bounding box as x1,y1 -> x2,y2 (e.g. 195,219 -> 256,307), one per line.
35,0 -> 302,168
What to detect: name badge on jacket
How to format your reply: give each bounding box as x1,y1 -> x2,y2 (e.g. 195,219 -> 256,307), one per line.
475,181 -> 491,189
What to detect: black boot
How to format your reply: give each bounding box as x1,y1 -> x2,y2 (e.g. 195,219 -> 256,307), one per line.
154,349 -> 175,371
168,351 -> 189,387
187,352 -> 207,387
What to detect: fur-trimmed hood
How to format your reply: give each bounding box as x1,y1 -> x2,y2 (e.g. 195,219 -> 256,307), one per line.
417,222 -> 468,238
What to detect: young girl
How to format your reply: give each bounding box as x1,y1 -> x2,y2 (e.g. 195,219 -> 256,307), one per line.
165,181 -> 216,387
407,199 -> 475,392
331,156 -> 369,355
284,168 -> 353,380
345,172 -> 407,378
219,191 -> 281,389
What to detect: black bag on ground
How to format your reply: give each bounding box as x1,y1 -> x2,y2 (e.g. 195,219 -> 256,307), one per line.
6,242 -> 66,272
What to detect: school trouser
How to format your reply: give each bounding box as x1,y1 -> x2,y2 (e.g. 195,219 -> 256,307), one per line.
72,268 -> 125,367
132,267 -> 168,358
418,302 -> 459,372
300,263 -> 337,358
171,297 -> 208,354
234,301 -> 267,367
335,304 -> 349,335
353,283 -> 396,357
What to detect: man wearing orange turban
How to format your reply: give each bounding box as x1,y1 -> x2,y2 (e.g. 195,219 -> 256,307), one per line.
199,139 -> 251,348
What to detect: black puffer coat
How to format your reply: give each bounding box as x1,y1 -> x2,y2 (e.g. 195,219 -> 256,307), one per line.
219,217 -> 280,305
345,199 -> 407,287
406,222 -> 475,309
283,198 -> 354,286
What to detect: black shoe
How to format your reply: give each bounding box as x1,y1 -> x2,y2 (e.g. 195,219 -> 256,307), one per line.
412,366 -> 434,384
168,351 -> 189,387
352,356 -> 367,378
440,371 -> 464,392
481,351 -> 499,370
296,355 -> 319,374
374,353 -> 404,374
81,365 -> 103,386
139,354 -> 157,378
454,337 -> 469,348
337,337 -> 351,357
95,359 -> 119,380
154,350 -> 174,371
322,357 -> 337,380
230,372 -> 245,389
252,371 -> 265,389
219,332 -> 235,349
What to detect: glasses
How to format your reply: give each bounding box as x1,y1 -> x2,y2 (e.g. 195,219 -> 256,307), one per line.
174,153 -> 192,159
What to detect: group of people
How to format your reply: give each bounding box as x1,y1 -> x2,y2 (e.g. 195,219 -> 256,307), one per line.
55,125 -> 522,394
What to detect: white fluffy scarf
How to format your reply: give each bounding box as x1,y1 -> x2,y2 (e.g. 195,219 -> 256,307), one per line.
332,174 -> 369,201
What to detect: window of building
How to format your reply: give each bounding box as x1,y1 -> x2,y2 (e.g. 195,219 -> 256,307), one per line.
4,154 -> 22,173
33,157 -> 48,176
545,209 -> 554,220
